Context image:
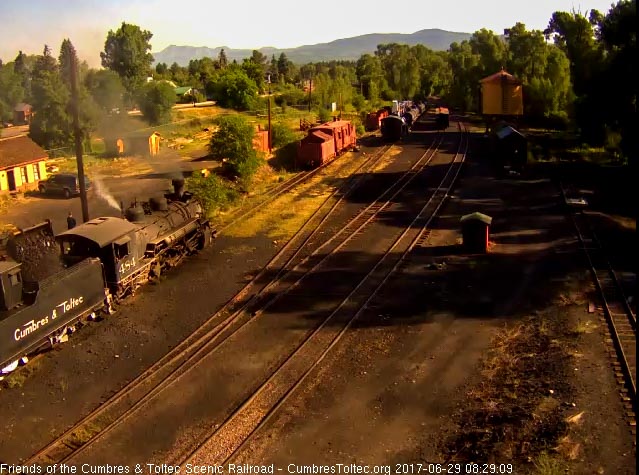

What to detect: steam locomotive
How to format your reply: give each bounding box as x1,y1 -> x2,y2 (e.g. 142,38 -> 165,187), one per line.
0,179 -> 213,376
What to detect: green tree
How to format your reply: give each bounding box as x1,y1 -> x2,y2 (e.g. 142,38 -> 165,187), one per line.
85,69 -> 125,112
13,50 -> 31,100
29,45 -> 72,149
136,81 -> 176,125
210,67 -> 258,110
277,53 -> 292,83
218,49 -> 228,69
155,62 -> 169,78
241,59 -> 266,93
208,115 -> 262,185
598,0 -> 637,159
58,39 -> 77,88
169,62 -> 189,85
0,62 -> 25,122
101,22 -> 154,95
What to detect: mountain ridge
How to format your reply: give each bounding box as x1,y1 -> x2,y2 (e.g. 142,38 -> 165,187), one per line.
152,29 -> 471,66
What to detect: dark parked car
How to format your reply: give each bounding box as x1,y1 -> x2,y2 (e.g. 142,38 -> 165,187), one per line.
38,173 -> 91,199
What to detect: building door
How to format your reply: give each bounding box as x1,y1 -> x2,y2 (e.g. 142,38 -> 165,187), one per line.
7,170 -> 16,191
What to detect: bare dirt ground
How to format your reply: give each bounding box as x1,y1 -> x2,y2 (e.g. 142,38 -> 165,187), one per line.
231,132 -> 635,473
0,125 -> 634,473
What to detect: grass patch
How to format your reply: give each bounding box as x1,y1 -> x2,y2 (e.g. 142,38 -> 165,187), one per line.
219,245 -> 256,255
68,421 -> 102,446
53,155 -> 153,178
1,359 -> 42,389
533,452 -> 566,475
221,150 -> 366,240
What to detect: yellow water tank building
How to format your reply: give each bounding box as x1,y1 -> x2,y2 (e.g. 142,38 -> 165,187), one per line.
480,69 -> 523,116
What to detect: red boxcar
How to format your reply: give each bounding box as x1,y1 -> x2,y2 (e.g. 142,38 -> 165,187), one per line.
365,109 -> 389,131
298,120 -> 356,169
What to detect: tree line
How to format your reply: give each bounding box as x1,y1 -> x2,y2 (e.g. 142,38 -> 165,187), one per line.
0,1 -> 635,159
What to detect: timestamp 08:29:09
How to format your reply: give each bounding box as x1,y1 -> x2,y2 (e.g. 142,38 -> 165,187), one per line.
394,464 -> 514,474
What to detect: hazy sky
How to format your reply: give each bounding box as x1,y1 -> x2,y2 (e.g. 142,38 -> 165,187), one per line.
0,0 -> 619,67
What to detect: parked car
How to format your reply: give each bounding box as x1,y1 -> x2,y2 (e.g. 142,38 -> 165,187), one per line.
38,173 -> 91,199
46,164 -> 60,173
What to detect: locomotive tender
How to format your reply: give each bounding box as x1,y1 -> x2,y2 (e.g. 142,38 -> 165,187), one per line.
0,179 -> 213,376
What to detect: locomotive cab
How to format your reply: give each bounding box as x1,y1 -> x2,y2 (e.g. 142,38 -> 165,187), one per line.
57,217 -> 140,291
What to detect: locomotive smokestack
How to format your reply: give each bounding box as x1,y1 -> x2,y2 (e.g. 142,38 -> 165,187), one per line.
172,178 -> 185,198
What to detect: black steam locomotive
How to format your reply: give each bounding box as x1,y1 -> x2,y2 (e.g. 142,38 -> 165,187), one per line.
0,180 -> 213,376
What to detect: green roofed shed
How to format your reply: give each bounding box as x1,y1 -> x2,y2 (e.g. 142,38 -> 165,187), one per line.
460,212 -> 492,225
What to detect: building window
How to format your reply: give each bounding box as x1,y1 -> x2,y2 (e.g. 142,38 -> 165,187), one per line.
33,164 -> 40,181
20,167 -> 27,184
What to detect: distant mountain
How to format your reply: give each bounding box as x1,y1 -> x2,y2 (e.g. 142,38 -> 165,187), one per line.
152,29 -> 471,66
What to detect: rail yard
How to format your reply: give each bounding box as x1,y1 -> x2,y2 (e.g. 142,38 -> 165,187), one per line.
0,107 -> 635,475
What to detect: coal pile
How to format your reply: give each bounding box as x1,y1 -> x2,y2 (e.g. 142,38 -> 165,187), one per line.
5,224 -> 64,282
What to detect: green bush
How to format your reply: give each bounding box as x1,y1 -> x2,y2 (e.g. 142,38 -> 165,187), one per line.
185,174 -> 238,214
351,94 -> 366,112
270,122 -> 297,148
356,124 -> 365,136
275,84 -> 306,106
209,115 -> 264,187
136,81 -> 176,125
317,107 -> 331,123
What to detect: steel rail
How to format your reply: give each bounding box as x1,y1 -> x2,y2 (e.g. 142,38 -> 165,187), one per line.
560,183 -> 636,406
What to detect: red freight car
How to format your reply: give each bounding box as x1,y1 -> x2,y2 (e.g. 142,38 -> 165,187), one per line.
298,120 -> 357,169
365,108 -> 389,131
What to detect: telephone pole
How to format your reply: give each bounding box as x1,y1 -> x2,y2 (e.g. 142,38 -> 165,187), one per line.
70,53 -> 89,223
267,74 -> 272,153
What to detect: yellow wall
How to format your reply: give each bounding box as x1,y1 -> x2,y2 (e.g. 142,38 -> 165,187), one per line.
0,160 -> 47,193
39,161 -> 47,180
481,82 -> 523,116
26,164 -> 35,182
0,171 -> 8,191
12,167 -> 23,187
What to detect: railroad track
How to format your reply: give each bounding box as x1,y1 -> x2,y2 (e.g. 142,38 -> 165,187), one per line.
561,184 -> 636,417
23,140 -> 397,466
25,125 -> 452,465
181,122 -> 469,466
38,129 -> 451,465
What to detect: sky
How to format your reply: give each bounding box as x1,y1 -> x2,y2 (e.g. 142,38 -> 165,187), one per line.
0,0 -> 619,67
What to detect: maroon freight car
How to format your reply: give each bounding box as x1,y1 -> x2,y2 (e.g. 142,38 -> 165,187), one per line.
297,120 -> 357,169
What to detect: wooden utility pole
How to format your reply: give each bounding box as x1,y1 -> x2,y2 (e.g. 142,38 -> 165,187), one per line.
70,54 -> 89,223
267,74 -> 272,153
267,92 -> 272,153
308,77 -> 312,112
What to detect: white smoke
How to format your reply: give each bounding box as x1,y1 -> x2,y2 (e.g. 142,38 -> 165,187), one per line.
92,175 -> 121,211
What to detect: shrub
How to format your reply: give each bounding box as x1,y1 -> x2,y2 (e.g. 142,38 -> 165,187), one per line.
356,124 -> 365,136
185,174 -> 238,215
317,107 -> 331,123
270,122 -> 297,149
209,115 -> 264,187
136,81 -> 176,125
